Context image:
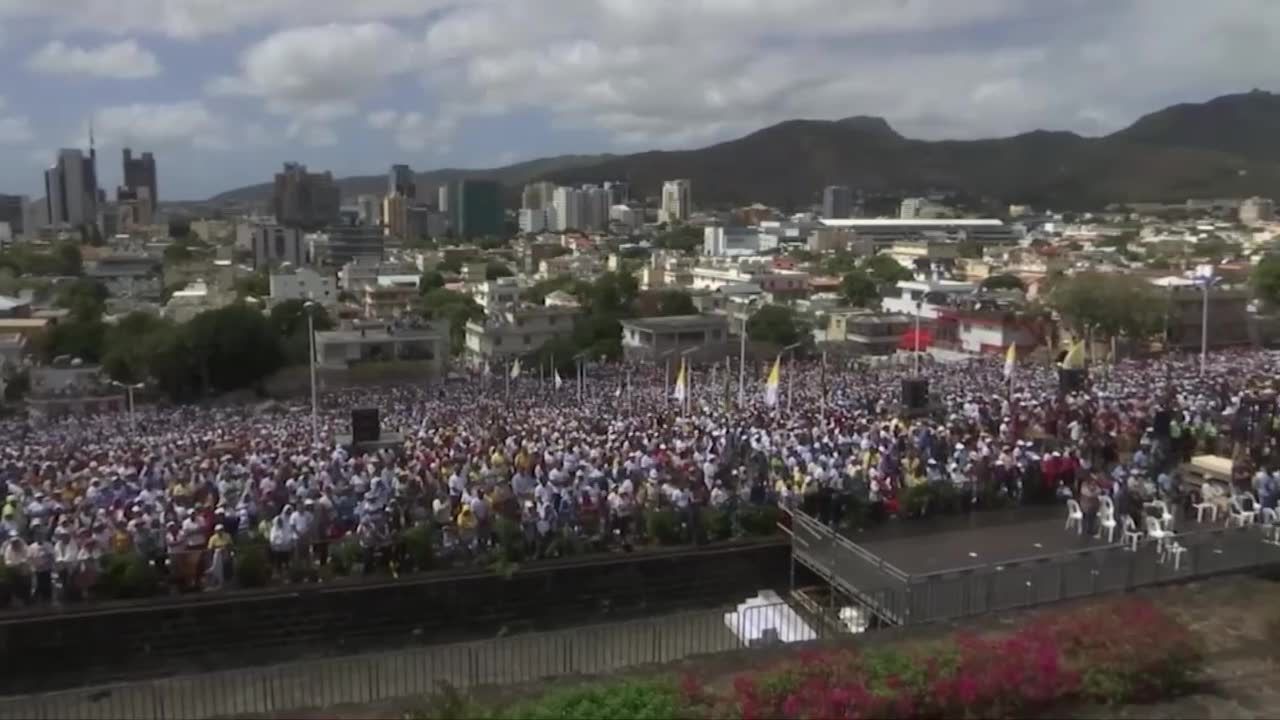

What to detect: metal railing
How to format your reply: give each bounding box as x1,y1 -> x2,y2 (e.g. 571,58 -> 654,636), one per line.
0,600 -> 847,720
789,508 -> 1280,627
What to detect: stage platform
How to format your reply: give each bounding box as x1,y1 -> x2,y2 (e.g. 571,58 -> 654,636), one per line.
791,503 -> 1275,627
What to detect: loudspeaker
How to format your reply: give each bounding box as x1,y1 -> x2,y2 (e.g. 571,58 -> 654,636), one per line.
351,408 -> 380,443
1153,410 -> 1172,438
901,378 -> 929,409
1058,368 -> 1087,395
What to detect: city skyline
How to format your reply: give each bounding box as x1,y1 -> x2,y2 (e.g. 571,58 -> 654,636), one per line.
0,1 -> 1278,200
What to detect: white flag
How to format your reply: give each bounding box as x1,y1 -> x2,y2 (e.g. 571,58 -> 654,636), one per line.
509,358 -> 521,378
763,356 -> 781,408
672,359 -> 687,402
553,368 -> 563,390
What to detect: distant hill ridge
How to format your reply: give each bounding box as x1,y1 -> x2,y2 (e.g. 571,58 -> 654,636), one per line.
210,90 -> 1280,210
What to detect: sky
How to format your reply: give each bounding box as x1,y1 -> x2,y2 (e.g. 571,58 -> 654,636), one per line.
0,0 -> 1278,201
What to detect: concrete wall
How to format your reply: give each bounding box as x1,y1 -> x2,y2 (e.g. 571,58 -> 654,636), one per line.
0,540 -> 790,694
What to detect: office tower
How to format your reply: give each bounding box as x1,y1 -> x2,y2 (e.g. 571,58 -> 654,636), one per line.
604,181 -> 629,206
583,186 -> 610,231
382,193 -> 409,238
521,180 -> 556,211
122,148 -> 158,218
0,195 -> 25,235
272,162 -> 341,230
899,197 -> 925,219
389,164 -> 416,199
552,186 -> 583,231
438,184 -> 451,215
45,146 -> 98,229
823,185 -> 852,219
456,179 -> 503,238
660,179 -> 691,223
356,194 -> 381,226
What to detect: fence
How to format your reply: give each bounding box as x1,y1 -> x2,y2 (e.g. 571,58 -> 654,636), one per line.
791,508 -> 1280,627
0,600 -> 843,720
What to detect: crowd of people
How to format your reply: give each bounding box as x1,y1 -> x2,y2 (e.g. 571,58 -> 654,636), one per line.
0,348 -> 1276,607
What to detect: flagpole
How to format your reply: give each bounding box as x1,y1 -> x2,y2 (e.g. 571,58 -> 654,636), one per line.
505,358 -> 511,401
820,349 -> 828,426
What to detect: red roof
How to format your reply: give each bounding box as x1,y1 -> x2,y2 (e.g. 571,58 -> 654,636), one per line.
898,327 -> 932,350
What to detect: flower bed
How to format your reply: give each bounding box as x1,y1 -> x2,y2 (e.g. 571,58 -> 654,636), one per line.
446,598 -> 1202,720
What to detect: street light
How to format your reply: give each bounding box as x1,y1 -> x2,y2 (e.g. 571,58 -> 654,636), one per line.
573,350 -> 590,403
737,298 -> 760,407
657,348 -> 678,401
303,300 -> 320,449
679,344 -> 704,416
782,342 -> 803,414
1193,265 -> 1220,377
109,380 -> 145,434
913,298 -> 924,376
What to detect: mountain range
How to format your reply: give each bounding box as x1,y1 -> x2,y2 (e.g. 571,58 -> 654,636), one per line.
210,90 -> 1280,210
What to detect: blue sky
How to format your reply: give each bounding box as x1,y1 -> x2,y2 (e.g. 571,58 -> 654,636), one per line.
0,0 -> 1277,201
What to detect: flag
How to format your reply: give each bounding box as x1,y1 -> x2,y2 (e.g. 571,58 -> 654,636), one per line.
1060,341 -> 1086,370
1003,343 -> 1017,379
763,356 -> 781,407
553,368 -> 563,390
672,358 -> 687,402
509,358 -> 521,378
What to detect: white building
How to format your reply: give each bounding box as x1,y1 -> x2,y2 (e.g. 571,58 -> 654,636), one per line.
519,208 -> 549,234
356,194 -> 382,226
689,265 -> 809,295
472,277 -> 523,309
245,221 -> 307,269
703,226 -> 778,257
879,279 -> 976,319
1240,196 -> 1275,226
162,280 -> 232,323
819,218 -> 1020,248
269,266 -> 337,304
660,179 -> 692,224
899,197 -> 925,219
610,204 -> 641,231
552,186 -> 583,231
583,186 -> 610,231
463,305 -> 581,366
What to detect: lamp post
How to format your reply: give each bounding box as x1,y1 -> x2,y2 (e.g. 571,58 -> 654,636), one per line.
1193,265 -> 1218,377
658,348 -> 677,401
109,380 -> 145,435
913,298 -> 924,376
304,300 -> 320,449
680,344 -> 703,416
573,351 -> 589,404
737,298 -> 759,407
782,341 -> 803,415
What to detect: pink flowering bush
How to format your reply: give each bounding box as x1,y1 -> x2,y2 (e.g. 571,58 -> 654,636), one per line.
721,598 -> 1200,719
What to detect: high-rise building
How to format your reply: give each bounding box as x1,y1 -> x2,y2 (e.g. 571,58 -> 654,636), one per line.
518,208 -> 549,233
272,162 -> 341,230
382,193 -> 409,239
583,185 -> 611,231
389,164 -> 416,199
122,148 -> 157,217
356,194 -> 381,226
45,147 -> 98,230
0,194 -> 26,236
899,197 -> 925,219
660,179 -> 691,224
822,185 -> 852,219
456,179 -> 503,239
521,181 -> 556,211
552,186 -> 583,231
609,204 -> 640,231
604,181 -> 629,206
1240,196 -> 1275,226
248,221 -> 308,269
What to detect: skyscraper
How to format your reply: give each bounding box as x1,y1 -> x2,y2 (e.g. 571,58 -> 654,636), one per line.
382,193 -> 408,238
660,179 -> 691,223
0,194 -> 26,236
122,148 -> 158,215
389,164 -> 416,199
604,181 -> 629,206
552,186 -> 583,231
583,185 -> 611,231
456,179 -> 503,239
45,147 -> 98,230
822,185 -> 852,219
521,181 -> 556,211
272,162 -> 341,230
356,194 -> 381,226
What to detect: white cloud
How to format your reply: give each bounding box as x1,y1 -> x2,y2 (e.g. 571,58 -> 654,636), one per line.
27,39 -> 161,79
0,97 -> 33,144
91,100 -> 227,148
365,109 -> 455,151
0,0 -> 451,40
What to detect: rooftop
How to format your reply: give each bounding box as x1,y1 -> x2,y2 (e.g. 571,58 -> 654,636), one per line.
0,296 -> 27,311
620,314 -> 729,331
821,218 -> 1005,228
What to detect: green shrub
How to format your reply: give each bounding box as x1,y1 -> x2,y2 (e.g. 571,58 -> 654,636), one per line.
738,505 -> 782,536
94,553 -> 161,599
902,484 -> 932,518
645,509 -> 683,545
493,517 -> 526,562
701,507 -> 733,542
402,524 -> 435,572
329,536 -> 363,576
500,681 -> 684,720
234,543 -> 271,588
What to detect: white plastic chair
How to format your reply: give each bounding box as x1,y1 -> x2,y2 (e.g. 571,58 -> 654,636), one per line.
1261,507 -> 1280,544
1191,491 -> 1217,523
1228,497 -> 1257,527
1098,507 -> 1118,543
1065,499 -> 1083,534
1145,515 -> 1171,553
1160,539 -> 1188,570
1151,499 -> 1175,531
1099,495 -> 1115,517
1122,515 -> 1143,552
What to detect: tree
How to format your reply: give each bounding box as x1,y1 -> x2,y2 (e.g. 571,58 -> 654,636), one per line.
1252,255 -> 1280,310
840,270 -> 880,307
101,313 -> 175,384
864,254 -> 913,284
746,304 -> 805,347
656,290 -> 696,316
820,250 -> 860,276
269,299 -> 335,338
55,278 -> 109,321
54,241 -> 83,276
419,270 -> 446,293
38,317 -> 106,363
653,226 -> 701,254
182,303 -> 283,395
981,274 -> 1026,292
233,271 -> 269,300
485,260 -> 514,281
421,288 -> 485,354
1049,272 -> 1164,341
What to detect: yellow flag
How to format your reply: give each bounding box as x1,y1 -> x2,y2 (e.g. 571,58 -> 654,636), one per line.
1003,343 -> 1017,379
764,356 -> 781,407
1060,341 -> 1086,370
